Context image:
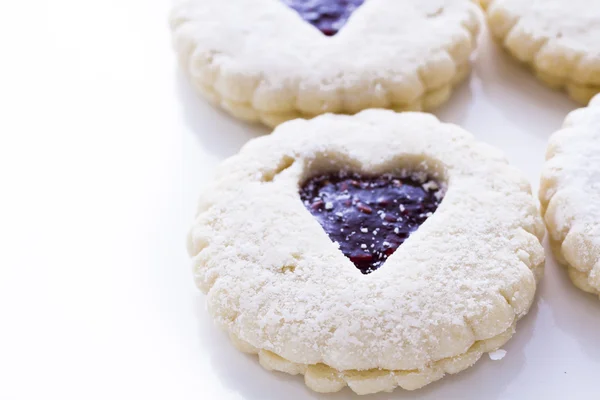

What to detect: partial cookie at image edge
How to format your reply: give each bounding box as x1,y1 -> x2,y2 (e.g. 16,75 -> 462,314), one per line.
480,0 -> 600,104
540,94 -> 600,299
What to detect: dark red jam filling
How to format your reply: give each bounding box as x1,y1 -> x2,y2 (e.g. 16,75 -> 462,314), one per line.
282,0 -> 365,36
300,171 -> 444,274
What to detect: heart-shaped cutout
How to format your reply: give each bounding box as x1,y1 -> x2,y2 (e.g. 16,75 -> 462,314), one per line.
282,0 -> 365,36
300,171 -> 444,274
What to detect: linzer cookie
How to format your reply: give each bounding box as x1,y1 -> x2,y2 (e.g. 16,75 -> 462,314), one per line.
170,0 -> 481,127
187,110 -> 545,394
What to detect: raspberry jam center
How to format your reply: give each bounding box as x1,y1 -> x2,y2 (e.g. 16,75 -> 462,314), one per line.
282,0 -> 365,36
300,171 -> 444,274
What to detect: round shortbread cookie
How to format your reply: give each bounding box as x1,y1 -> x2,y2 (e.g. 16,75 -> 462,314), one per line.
188,110 -> 545,394
540,94 -> 600,298
480,0 -> 600,104
170,0 -> 482,127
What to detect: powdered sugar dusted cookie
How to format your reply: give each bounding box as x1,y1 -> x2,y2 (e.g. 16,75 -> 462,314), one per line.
170,0 -> 481,127
189,110 -> 545,394
540,95 -> 600,298
481,0 -> 600,104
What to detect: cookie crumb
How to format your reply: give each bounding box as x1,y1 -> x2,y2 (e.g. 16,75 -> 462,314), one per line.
488,349 -> 507,361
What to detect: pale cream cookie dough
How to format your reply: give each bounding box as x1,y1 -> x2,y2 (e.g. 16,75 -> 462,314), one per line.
481,0 -> 600,104
188,110 -> 545,394
540,94 -> 600,298
170,0 -> 482,127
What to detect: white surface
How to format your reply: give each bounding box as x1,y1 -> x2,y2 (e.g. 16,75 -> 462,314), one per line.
1,1 -> 599,399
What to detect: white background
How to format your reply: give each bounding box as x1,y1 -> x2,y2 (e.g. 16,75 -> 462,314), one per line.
1,1 -> 599,399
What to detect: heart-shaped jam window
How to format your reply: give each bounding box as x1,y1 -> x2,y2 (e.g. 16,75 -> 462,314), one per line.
282,0 -> 365,36
300,171 -> 444,274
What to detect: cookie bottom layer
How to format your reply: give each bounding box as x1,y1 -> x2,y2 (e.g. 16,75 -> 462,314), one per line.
549,239 -> 600,299
534,73 -> 599,106
487,39 -> 600,105
191,63 -> 472,128
227,322 -> 514,395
